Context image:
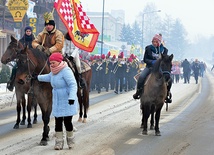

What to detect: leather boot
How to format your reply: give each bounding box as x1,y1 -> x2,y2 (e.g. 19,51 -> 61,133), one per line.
7,78 -> 15,92
133,88 -> 143,99
165,91 -> 172,103
66,131 -> 74,149
79,73 -> 85,88
54,132 -> 64,150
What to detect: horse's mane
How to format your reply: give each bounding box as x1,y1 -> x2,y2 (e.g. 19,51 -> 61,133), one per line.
29,48 -> 48,61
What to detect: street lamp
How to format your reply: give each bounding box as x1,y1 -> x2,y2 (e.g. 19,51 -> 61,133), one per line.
141,10 -> 161,51
101,0 -> 105,55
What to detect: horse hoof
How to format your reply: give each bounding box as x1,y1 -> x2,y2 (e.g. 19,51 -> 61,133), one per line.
20,121 -> 25,125
33,119 -> 37,124
27,124 -> 32,128
78,118 -> 82,122
142,130 -> 148,135
82,118 -> 87,123
40,140 -> 48,146
13,124 -> 19,129
155,131 -> 161,136
150,125 -> 155,130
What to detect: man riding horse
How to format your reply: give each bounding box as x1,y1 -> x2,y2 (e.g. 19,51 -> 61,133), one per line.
62,32 -> 85,88
133,34 -> 172,103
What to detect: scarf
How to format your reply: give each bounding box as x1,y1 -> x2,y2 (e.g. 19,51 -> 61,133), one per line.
50,61 -> 67,75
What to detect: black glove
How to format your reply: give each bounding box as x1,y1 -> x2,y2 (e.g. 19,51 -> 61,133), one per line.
68,100 -> 75,105
44,48 -> 51,56
32,74 -> 38,80
68,56 -> 74,61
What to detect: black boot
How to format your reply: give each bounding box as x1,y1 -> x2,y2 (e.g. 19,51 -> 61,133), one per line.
133,88 -> 143,99
7,79 -> 15,91
165,91 -> 172,103
79,73 -> 85,89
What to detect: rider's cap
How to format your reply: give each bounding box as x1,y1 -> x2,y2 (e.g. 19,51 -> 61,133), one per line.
49,52 -> 63,62
43,11 -> 55,26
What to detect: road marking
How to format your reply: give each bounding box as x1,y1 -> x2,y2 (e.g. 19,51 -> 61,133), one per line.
125,138 -> 142,144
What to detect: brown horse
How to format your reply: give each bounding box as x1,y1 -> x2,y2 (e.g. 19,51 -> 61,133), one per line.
140,54 -> 173,136
15,46 -> 52,146
58,56 -> 92,123
1,36 -> 38,129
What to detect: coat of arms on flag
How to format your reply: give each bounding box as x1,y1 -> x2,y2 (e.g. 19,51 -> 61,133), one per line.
54,0 -> 100,52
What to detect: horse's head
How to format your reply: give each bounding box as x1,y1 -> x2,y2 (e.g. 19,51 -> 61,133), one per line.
1,35 -> 24,64
16,46 -> 50,84
159,54 -> 173,81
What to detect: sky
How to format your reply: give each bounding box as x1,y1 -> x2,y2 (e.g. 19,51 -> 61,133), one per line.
81,0 -> 214,41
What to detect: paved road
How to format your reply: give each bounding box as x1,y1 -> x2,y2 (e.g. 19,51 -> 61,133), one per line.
0,73 -> 210,155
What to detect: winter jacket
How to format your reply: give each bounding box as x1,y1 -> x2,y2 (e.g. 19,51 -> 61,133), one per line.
38,65 -> 78,117
19,34 -> 35,49
143,44 -> 168,68
32,26 -> 64,54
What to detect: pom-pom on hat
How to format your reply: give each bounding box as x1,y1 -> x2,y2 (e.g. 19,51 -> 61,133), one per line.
24,26 -> 32,32
49,52 -> 63,62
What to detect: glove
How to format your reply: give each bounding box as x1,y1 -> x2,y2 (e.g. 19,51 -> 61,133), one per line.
36,45 -> 44,51
68,100 -> 75,105
32,74 -> 38,80
152,60 -> 156,64
44,48 -> 51,56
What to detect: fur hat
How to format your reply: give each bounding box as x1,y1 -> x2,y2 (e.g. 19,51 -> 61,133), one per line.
49,52 -> 63,62
24,26 -> 32,32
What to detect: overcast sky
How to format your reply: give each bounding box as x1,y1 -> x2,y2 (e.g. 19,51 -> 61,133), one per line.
81,0 -> 214,41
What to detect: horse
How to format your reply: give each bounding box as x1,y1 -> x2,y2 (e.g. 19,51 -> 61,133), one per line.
1,36 -> 38,129
64,57 -> 92,123
15,46 -> 52,146
140,54 -> 173,136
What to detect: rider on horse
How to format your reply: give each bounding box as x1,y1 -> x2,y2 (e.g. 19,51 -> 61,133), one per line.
6,26 -> 35,91
62,32 -> 85,89
32,11 -> 64,56
133,34 -> 172,103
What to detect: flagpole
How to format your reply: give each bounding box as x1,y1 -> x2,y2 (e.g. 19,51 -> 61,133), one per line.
101,0 -> 105,55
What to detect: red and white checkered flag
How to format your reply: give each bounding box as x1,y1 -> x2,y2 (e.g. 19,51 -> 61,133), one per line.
54,0 -> 99,52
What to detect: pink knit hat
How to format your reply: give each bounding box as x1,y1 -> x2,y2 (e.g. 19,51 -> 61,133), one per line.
152,34 -> 162,46
49,52 -> 63,62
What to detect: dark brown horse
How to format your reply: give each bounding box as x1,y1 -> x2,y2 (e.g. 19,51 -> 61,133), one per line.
15,46 -> 52,146
140,54 -> 173,136
1,36 -> 38,129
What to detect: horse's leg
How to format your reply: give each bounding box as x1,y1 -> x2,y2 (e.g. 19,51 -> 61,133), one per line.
82,89 -> 89,123
26,94 -> 32,128
155,107 -> 162,136
78,90 -> 83,122
140,107 -> 144,128
14,99 -> 21,129
33,100 -> 38,124
150,105 -> 155,130
142,105 -> 150,135
40,110 -> 51,146
20,96 -> 26,125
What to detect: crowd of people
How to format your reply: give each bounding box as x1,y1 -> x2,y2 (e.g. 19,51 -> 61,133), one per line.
171,58 -> 207,84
